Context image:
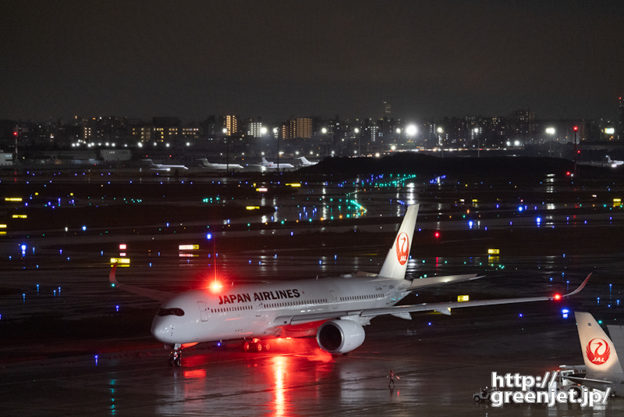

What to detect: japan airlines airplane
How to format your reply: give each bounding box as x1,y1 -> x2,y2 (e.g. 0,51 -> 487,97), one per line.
559,312 -> 624,396
261,157 -> 295,170
110,205 -> 590,366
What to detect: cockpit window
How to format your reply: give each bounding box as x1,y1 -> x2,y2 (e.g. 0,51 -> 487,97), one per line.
157,308 -> 185,317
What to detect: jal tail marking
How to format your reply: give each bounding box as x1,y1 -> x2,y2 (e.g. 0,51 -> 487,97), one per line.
575,311 -> 624,381
378,204 -> 419,280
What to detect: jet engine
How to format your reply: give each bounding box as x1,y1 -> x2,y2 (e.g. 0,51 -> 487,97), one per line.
316,319 -> 365,353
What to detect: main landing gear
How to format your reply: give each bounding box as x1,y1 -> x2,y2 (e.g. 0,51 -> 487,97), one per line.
169,344 -> 182,367
243,338 -> 271,353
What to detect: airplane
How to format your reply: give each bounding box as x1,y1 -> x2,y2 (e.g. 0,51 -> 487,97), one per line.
579,155 -> 624,169
295,156 -> 318,167
109,204 -> 591,366
260,157 -> 295,170
140,158 -> 189,172
198,158 -> 244,171
606,155 -> 624,168
558,312 -> 624,396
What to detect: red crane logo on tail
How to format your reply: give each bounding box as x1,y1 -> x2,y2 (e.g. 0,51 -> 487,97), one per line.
395,232 -> 409,266
586,338 -> 610,365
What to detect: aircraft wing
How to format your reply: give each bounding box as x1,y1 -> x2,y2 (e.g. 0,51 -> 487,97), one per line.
274,273 -> 591,326
109,265 -> 170,302
406,274 -> 484,289
564,376 -> 613,386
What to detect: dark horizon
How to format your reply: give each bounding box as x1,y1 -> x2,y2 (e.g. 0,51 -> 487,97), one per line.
2,0 -> 623,121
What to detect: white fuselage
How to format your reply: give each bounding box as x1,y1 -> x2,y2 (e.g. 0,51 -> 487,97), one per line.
151,276 -> 409,344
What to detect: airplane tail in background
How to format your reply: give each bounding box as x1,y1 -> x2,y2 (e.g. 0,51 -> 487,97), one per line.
261,157 -> 270,165
575,311 -> 624,381
377,204 -> 419,280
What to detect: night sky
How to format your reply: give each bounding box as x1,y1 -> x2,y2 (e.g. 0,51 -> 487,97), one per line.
1,0 -> 623,121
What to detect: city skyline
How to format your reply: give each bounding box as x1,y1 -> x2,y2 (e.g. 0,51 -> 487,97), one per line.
1,1 -> 623,121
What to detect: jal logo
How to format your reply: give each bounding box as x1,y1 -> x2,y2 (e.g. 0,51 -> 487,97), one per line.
395,232 -> 409,265
586,338 -> 611,365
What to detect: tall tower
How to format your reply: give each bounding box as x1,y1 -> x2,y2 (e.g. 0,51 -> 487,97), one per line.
383,100 -> 392,118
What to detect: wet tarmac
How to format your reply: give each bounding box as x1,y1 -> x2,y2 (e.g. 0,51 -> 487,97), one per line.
1,168 -> 623,416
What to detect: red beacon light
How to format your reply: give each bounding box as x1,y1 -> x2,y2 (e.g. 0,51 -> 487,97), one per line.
553,293 -> 562,301
573,125 -> 579,132
208,279 -> 223,293
434,231 -> 440,239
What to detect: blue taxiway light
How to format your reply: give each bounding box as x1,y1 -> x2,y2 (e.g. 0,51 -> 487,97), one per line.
206,233 -> 213,240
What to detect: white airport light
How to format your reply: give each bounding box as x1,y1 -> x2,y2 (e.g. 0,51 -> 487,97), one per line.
514,139 -> 521,147
605,127 -> 615,135
260,126 -> 268,136
436,127 -> 444,134
395,128 -> 401,134
222,128 -> 227,134
405,124 -> 418,137
354,128 -> 360,134
545,127 -> 556,135
321,127 -> 328,134
179,244 -> 199,251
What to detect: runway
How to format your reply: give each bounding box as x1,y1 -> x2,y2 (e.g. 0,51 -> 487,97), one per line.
1,168 -> 623,415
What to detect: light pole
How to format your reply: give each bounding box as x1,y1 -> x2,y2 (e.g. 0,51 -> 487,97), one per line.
545,127 -> 556,156
573,125 -> 579,176
222,127 -> 228,174
472,127 -> 481,157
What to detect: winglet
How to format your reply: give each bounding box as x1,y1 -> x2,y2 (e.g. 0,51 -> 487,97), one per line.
562,272 -> 592,298
109,264 -> 118,288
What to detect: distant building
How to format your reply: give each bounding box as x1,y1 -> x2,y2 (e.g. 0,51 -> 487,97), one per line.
284,117 -> 312,139
224,115 -> 238,136
383,100 -> 392,117
131,117 -> 199,143
248,121 -> 266,138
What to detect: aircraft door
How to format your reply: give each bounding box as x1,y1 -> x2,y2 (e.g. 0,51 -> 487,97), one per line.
197,301 -> 210,322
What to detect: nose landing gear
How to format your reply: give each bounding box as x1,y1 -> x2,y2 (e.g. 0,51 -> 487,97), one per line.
169,344 -> 182,367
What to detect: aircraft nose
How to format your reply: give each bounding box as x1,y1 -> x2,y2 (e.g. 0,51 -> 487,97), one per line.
151,318 -> 175,343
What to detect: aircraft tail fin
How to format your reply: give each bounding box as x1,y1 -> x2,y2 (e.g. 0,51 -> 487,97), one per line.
262,157 -> 269,164
575,311 -> 624,380
377,204 -> 419,280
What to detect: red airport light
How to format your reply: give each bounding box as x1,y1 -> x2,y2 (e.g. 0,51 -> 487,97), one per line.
208,279 -> 223,293
573,126 -> 579,132
565,171 -> 571,176
553,293 -> 562,301
434,231 -> 440,239
12,131 -> 18,137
